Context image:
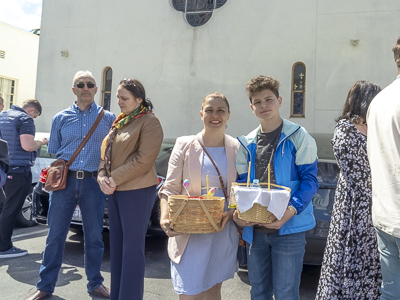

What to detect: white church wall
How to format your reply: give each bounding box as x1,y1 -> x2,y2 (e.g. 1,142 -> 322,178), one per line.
34,0 -> 400,139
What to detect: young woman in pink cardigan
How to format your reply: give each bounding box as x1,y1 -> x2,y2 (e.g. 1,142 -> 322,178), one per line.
159,92 -> 239,299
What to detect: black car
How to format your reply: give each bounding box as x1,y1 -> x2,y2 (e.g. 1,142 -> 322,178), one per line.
31,139 -> 175,234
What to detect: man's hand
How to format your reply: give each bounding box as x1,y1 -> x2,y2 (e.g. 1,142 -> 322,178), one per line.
20,134 -> 47,151
38,137 -> 48,146
258,206 -> 296,230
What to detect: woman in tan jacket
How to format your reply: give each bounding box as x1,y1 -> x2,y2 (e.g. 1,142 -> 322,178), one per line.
159,92 -> 239,299
97,78 -> 163,300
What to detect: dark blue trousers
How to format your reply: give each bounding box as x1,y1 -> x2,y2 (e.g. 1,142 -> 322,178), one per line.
109,186 -> 156,300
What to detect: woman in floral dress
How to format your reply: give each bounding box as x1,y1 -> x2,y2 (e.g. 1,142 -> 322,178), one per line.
316,81 -> 382,299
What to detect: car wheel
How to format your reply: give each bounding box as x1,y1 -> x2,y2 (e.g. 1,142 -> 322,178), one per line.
16,185 -> 37,227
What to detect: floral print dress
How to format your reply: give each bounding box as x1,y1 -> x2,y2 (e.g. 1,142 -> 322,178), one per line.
316,119 -> 381,299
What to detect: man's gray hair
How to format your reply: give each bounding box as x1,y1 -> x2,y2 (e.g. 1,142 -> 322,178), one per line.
72,70 -> 96,87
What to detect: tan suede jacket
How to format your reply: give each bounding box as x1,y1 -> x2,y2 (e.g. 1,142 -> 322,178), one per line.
98,113 -> 163,191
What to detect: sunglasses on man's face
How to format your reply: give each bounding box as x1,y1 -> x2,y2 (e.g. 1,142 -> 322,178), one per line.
76,82 -> 96,89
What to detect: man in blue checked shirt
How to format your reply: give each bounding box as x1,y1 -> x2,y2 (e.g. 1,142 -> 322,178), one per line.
26,71 -> 115,300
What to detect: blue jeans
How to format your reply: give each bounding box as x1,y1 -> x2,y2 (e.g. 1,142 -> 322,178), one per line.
375,227 -> 400,300
36,176 -> 106,294
246,231 -> 305,300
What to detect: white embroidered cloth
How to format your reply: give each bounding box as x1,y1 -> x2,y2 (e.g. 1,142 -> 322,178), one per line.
233,186 -> 291,220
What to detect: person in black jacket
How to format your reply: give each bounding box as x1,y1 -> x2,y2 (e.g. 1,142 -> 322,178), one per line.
0,99 -> 47,258
0,133 -> 9,206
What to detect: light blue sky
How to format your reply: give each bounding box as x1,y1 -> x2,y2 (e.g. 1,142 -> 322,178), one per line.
0,0 -> 42,32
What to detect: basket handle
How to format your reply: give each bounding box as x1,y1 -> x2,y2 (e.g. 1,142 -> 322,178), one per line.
197,139 -> 229,203
170,198 -> 189,229
198,199 -> 221,231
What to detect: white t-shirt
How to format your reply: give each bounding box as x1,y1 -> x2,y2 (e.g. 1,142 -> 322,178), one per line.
367,75 -> 400,238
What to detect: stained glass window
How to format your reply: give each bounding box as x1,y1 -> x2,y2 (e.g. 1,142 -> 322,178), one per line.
170,0 -> 228,27
102,67 -> 112,111
291,62 -> 306,117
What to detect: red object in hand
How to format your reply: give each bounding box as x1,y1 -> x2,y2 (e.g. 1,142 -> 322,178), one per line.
39,167 -> 49,183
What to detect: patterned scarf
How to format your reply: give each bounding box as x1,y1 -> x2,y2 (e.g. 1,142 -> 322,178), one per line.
101,104 -> 152,175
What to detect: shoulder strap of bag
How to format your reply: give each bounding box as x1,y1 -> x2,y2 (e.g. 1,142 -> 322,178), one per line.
196,138 -> 229,202
197,138 -> 244,238
67,108 -> 105,166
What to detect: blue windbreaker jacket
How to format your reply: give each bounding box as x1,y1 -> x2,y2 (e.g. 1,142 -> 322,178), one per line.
236,119 -> 319,243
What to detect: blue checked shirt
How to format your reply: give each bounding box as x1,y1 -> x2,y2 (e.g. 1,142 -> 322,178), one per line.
48,102 -> 115,172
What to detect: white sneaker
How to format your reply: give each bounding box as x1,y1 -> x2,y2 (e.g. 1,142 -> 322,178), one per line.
0,246 -> 28,258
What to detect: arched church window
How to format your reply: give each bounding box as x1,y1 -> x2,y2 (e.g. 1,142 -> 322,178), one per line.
291,62 -> 306,117
101,67 -> 112,111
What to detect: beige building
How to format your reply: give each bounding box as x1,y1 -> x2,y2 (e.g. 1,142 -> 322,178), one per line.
0,21 -> 39,110
34,0 -> 400,137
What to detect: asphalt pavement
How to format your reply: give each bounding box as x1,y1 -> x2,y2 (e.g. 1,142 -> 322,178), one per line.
0,226 -> 321,299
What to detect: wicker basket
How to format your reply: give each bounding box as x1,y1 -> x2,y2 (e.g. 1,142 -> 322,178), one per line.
230,182 -> 291,223
168,195 -> 225,233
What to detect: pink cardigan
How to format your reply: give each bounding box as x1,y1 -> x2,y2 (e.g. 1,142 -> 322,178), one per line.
158,132 -> 239,263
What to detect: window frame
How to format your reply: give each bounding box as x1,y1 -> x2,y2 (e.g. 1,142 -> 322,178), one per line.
101,67 -> 113,111
290,62 -> 306,118
0,76 -> 16,110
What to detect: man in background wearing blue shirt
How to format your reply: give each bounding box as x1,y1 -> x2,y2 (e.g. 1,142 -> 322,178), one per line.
26,71 -> 115,300
0,99 -> 48,259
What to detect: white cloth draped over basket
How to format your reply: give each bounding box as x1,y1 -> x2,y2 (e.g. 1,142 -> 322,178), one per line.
233,186 -> 291,220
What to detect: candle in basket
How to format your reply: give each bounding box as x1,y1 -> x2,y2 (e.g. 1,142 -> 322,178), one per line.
206,175 -> 209,198
268,148 -> 274,191
246,161 -> 251,188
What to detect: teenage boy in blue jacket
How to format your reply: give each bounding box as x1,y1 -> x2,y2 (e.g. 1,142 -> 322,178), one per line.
234,75 -> 318,300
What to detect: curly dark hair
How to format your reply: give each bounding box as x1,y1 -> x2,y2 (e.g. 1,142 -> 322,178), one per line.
337,80 -> 381,124
245,75 -> 280,103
